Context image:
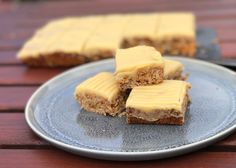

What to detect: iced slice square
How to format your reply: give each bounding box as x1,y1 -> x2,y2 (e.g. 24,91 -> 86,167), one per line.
126,80 -> 191,125
75,72 -> 127,116
115,46 -> 164,91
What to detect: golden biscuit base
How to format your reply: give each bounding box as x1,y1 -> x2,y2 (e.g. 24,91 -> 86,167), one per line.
127,116 -> 184,125
75,92 -> 126,116
116,67 -> 164,91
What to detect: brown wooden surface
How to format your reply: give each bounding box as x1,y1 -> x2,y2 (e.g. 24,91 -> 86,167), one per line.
1,0 -> 236,167
2,150 -> 236,168
1,150 -> 236,168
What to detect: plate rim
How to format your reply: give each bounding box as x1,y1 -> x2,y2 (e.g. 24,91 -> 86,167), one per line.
25,56 -> 236,160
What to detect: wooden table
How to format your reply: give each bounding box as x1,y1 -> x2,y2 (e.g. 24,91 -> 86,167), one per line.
1,0 -> 236,167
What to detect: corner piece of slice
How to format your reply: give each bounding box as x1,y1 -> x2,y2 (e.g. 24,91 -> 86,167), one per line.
114,45 -> 164,91
17,16 -> 105,67
75,72 -> 127,116
126,80 -> 191,125
164,59 -> 184,80
155,13 -> 196,57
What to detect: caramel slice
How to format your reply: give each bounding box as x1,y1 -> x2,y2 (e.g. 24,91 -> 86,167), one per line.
75,72 -> 127,116
126,80 -> 191,125
115,45 -> 164,91
164,59 -> 184,80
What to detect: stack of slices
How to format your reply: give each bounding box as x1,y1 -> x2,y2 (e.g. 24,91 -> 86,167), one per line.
75,46 -> 191,125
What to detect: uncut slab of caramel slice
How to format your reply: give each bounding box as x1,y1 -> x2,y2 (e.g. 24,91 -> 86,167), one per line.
114,46 -> 164,91
75,72 -> 127,116
126,80 -> 191,125
155,13 -> 196,57
17,12 -> 197,67
164,59 -> 184,80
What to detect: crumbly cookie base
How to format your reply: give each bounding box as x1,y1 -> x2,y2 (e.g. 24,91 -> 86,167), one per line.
20,51 -> 113,67
121,38 -> 155,48
127,116 -> 184,125
75,92 -> 127,116
122,38 -> 196,57
126,94 -> 189,125
165,69 -> 185,80
20,38 -> 195,67
20,53 -> 87,67
155,38 -> 196,57
115,66 -> 164,91
83,50 -> 114,62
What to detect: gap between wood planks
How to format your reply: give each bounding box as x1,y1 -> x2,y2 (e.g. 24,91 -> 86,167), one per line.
1,149 -> 236,168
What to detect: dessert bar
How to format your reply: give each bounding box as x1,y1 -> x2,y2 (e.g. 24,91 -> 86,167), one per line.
126,80 -> 191,125
75,72 -> 127,116
115,46 -> 164,91
164,59 -> 184,80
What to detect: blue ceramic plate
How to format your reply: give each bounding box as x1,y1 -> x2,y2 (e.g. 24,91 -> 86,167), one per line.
25,57 -> 236,161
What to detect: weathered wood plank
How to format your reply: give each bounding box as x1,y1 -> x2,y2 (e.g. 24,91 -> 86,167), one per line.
0,87 -> 37,111
0,66 -> 65,85
0,113 -> 48,147
0,51 -> 21,65
221,43 -> 236,58
1,0 -> 235,18
0,149 -> 236,168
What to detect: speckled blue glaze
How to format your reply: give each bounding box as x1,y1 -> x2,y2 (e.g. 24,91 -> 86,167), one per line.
26,57 -> 236,161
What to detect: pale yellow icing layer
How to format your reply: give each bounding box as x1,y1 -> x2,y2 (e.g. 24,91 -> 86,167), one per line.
17,16 -> 104,59
82,35 -> 122,56
124,13 -> 160,39
164,59 -> 183,79
75,72 -> 120,101
72,16 -> 105,31
95,14 -> 130,36
115,46 -> 164,73
82,15 -> 130,55
126,80 -> 191,111
48,30 -> 92,54
156,13 -> 195,39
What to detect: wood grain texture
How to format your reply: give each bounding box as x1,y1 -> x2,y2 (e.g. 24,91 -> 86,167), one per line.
0,66 -> 65,85
0,113 -> 48,147
218,30 -> 236,42
1,0 -> 236,17
0,51 -> 21,65
221,43 -> 236,58
0,87 -> 37,111
0,150 -> 236,168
